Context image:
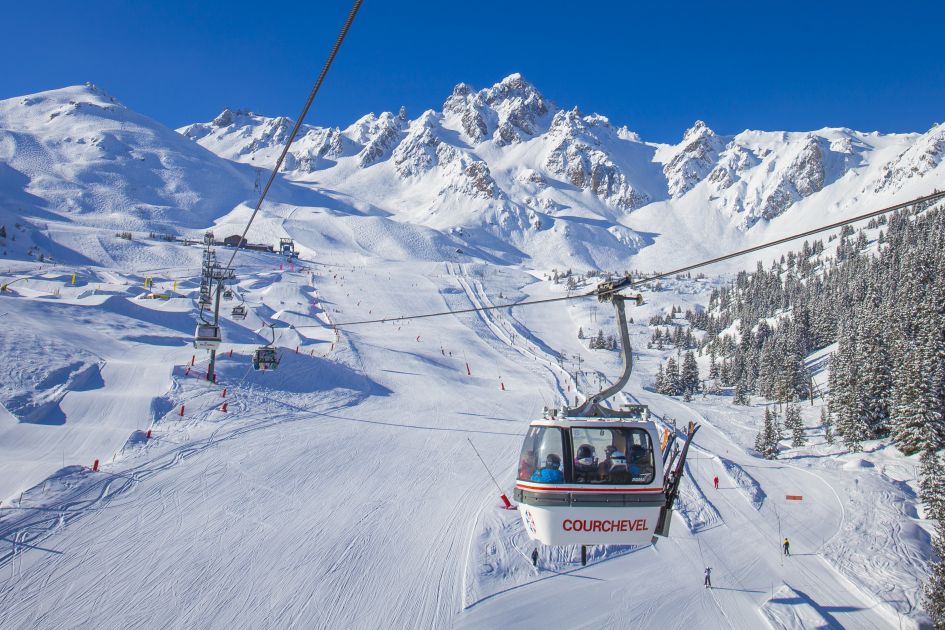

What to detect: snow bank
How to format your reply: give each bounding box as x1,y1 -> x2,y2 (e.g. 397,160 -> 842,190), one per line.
721,457 -> 766,509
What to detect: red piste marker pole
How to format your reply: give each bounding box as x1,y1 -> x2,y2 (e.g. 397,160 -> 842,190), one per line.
179,405 -> 185,417
92,459 -> 99,472
221,388 -> 227,397
146,429 -> 152,440
466,437 -> 516,510
221,402 -> 228,412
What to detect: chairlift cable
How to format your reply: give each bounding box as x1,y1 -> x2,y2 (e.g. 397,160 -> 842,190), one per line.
294,190 -> 944,330
597,188 -> 945,299
222,0 -> 363,272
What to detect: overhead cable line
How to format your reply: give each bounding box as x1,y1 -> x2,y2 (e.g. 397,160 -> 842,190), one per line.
223,0 -> 364,271
597,188 -> 945,299
307,190 -> 944,329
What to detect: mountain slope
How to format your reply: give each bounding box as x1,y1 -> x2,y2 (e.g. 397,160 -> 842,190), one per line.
180,73 -> 944,271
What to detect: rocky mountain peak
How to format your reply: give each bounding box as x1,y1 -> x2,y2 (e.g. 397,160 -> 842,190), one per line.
683,119 -> 711,139
663,120 -> 726,198
873,123 -> 945,194
212,108 -> 236,127
482,73 -> 553,145
355,110 -> 407,168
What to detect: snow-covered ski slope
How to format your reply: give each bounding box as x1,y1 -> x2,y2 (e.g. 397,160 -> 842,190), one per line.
0,79 -> 940,628
0,244 -> 934,628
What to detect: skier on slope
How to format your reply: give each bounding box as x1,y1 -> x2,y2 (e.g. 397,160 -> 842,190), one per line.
783,537 -> 790,556
713,475 -> 719,489
704,566 -> 712,588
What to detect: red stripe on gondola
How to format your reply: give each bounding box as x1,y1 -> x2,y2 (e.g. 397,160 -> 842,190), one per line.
515,482 -> 662,493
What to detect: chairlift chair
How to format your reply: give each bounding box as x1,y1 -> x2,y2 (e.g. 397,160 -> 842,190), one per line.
193,323 -> 222,350
231,304 -> 247,320
252,346 -> 279,370
223,288 -> 234,300
252,324 -> 280,370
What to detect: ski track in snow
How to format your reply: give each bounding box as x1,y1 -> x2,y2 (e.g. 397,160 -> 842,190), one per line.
0,253 -> 932,628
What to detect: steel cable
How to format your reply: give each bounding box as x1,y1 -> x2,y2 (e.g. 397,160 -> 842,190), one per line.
299,190 -> 945,329
223,0 -> 364,271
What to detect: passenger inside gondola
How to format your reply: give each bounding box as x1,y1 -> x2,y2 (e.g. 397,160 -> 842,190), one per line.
518,450 -> 536,480
599,445 -> 631,483
573,443 -> 599,482
530,453 -> 564,483
571,426 -> 655,484
518,425 -> 565,483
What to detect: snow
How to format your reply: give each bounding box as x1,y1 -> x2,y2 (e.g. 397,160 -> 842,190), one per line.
0,79 -> 940,628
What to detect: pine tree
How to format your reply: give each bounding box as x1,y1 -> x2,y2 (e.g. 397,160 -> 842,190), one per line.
756,407 -> 781,459
753,424 -> 765,453
772,407 -> 785,445
606,334 -> 617,351
577,326 -> 584,340
924,521 -> 945,629
785,403 -> 806,447
709,346 -> 720,379
733,379 -> 749,406
821,408 -> 835,445
664,357 -> 681,396
856,299 -> 892,438
655,363 -> 666,393
832,320 -> 866,451
681,351 -> 700,395
919,450 -> 945,523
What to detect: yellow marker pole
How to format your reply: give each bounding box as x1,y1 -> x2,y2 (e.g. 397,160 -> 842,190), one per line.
71,273 -> 76,285
173,280 -> 177,292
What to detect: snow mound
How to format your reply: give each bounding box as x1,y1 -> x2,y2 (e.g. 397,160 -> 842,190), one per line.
841,458 -> 875,470
676,463 -> 723,531
721,457 -> 766,509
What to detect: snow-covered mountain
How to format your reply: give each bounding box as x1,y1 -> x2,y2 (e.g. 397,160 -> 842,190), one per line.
2,77 -> 943,629
0,84 -> 265,265
180,72 -> 944,267
2,75 -> 943,270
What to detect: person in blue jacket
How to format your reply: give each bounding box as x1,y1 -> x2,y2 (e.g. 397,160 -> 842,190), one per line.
530,453 -> 564,483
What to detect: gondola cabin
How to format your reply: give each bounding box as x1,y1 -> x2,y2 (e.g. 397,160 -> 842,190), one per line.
193,324 -> 222,350
514,415 -> 665,546
279,238 -> 297,259
252,346 -> 279,370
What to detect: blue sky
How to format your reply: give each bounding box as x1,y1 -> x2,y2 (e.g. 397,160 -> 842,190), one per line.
3,1 -> 943,142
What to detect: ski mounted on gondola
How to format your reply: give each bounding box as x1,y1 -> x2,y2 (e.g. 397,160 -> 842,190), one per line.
654,420 -> 700,537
